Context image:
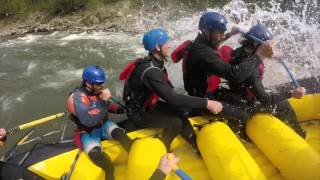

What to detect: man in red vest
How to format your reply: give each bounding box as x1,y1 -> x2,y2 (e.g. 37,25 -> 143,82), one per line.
175,12 -> 274,139
120,28 -> 223,150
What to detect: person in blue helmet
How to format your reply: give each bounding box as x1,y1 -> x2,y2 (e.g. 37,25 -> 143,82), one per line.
228,24 -> 306,137
182,12 -> 276,139
119,28 -> 223,150
67,65 -> 133,180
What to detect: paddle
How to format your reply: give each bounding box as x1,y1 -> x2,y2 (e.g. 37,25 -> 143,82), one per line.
168,154 -> 192,180
238,29 -> 300,88
5,112 -> 66,135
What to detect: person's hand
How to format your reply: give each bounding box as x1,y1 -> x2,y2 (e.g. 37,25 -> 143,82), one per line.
256,41 -> 274,60
157,153 -> 180,175
230,26 -> 240,35
99,88 -> 112,101
272,52 -> 284,61
207,100 -> 223,114
291,87 -> 306,99
0,128 -> 6,147
0,128 -> 6,140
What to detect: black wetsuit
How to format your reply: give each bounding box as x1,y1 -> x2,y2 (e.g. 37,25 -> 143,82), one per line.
229,46 -> 306,137
0,161 -> 45,180
184,34 -> 262,129
123,55 -> 207,149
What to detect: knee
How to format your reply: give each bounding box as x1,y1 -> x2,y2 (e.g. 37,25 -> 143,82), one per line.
88,146 -> 102,161
170,118 -> 183,130
88,147 -> 114,174
239,111 -> 251,122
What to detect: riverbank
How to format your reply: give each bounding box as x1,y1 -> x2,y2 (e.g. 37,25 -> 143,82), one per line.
0,0 -> 142,37
0,0 -> 225,37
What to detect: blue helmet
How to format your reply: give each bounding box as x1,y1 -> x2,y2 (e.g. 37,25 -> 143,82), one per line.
82,65 -> 107,84
247,24 -> 273,41
199,12 -> 228,32
143,28 -> 169,52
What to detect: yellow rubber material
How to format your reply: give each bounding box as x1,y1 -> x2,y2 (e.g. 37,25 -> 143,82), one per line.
126,137 -> 167,180
289,94 -> 320,122
247,114 -> 320,180
197,122 -> 267,180
26,94 -> 320,180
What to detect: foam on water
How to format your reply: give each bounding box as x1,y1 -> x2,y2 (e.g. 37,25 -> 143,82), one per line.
23,61 -> 38,76
17,34 -> 43,44
39,67 -> 83,90
152,0 -> 320,87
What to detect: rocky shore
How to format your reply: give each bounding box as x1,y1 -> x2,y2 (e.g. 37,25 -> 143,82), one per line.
0,0 -> 143,37
0,0 -> 217,37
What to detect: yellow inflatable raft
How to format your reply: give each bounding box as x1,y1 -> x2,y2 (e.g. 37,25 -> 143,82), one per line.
11,93 -> 320,180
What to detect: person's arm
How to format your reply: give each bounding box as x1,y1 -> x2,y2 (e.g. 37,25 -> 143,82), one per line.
68,91 -> 108,127
98,89 -> 125,114
202,51 -> 263,84
224,26 -> 240,41
149,169 -> 166,180
249,70 -> 291,104
108,102 -> 126,114
142,68 -> 207,109
149,153 -> 180,180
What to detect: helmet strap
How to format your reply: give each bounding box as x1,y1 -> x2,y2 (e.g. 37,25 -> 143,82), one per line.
84,81 -> 95,93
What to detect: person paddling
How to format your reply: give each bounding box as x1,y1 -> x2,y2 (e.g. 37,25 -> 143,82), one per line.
228,24 -> 306,137
175,11 -> 274,139
120,28 -> 223,150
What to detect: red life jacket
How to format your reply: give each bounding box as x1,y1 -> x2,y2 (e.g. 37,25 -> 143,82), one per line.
245,63 -> 265,100
171,40 -> 233,93
119,58 -> 170,109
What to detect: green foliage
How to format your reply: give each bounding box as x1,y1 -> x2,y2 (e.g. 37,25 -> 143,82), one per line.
85,0 -> 105,11
0,0 -> 27,17
0,0 -> 110,16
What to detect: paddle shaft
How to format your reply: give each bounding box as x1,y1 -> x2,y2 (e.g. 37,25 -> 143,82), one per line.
239,30 -> 300,87
281,61 -> 300,88
5,112 -> 66,135
173,167 -> 192,180
168,154 -> 192,180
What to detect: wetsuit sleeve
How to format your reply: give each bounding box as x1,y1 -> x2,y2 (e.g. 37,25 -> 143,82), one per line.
202,51 -> 262,83
250,70 -> 291,104
0,135 -> 7,142
68,92 -> 107,127
142,68 -> 207,109
149,169 -> 166,180
108,102 -> 125,114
